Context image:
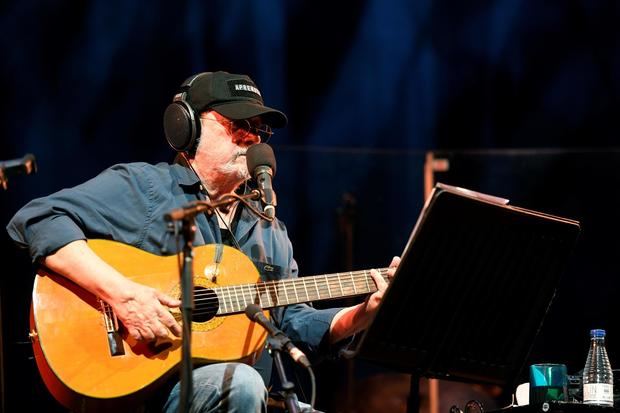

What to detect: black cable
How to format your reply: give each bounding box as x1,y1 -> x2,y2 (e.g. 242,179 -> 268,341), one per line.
306,364 -> 317,411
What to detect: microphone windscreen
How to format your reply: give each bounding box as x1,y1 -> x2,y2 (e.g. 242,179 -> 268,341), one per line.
244,303 -> 263,320
246,143 -> 276,177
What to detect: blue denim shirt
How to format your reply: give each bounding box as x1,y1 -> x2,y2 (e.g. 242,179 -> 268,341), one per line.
6,162 -> 341,384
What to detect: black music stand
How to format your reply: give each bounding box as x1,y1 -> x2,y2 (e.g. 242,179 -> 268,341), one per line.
346,183 -> 581,412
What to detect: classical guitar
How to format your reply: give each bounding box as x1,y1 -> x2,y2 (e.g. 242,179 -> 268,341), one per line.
30,239 -> 389,411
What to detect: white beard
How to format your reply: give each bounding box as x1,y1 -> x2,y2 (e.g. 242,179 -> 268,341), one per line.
219,151 -> 250,181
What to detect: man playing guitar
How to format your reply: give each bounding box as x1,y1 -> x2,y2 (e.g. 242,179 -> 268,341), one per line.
7,71 -> 399,412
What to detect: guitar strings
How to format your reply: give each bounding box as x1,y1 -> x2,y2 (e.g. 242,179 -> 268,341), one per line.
185,269 -> 391,317
179,268 -> 392,318
173,270 -> 392,320
191,268 -> 390,302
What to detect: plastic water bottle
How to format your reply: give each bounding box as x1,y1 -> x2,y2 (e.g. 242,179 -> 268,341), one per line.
582,329 -> 614,406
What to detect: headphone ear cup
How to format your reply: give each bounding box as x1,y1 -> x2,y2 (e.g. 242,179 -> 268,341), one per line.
163,100 -> 200,152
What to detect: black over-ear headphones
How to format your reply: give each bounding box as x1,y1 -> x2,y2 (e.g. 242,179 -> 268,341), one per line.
163,73 -> 208,153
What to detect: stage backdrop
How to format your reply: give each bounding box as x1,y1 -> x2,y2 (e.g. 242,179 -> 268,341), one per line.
1,1 -> 618,412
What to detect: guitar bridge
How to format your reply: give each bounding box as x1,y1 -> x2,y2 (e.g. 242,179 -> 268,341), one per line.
107,331 -> 125,356
100,299 -> 125,357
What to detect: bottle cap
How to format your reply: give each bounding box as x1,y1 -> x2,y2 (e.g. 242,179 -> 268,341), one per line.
590,329 -> 606,338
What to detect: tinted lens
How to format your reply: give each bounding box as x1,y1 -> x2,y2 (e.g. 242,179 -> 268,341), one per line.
254,125 -> 273,142
231,120 -> 273,142
231,119 -> 251,137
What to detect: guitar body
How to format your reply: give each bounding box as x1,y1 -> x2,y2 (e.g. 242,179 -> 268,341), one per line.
30,240 -> 268,412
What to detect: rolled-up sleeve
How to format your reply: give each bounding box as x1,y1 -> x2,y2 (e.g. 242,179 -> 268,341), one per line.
279,303 -> 342,354
8,213 -> 88,263
6,163 -> 154,263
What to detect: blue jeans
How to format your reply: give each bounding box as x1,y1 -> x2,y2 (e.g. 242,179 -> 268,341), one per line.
163,363 -> 268,413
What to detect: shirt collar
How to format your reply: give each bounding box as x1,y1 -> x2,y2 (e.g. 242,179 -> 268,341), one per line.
170,162 -> 264,240
170,162 -> 201,188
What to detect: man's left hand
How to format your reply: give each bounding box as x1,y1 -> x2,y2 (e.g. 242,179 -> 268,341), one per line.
365,256 -> 400,314
329,255 -> 401,343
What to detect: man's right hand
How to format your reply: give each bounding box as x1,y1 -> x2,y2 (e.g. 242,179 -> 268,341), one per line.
109,281 -> 182,341
44,240 -> 182,342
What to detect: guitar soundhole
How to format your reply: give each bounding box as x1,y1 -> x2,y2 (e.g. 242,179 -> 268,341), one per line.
193,286 -> 219,322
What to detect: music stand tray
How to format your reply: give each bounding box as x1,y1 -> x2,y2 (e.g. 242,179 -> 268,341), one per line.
349,183 -> 581,389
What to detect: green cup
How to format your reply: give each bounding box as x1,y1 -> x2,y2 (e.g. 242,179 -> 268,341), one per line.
529,363 -> 568,404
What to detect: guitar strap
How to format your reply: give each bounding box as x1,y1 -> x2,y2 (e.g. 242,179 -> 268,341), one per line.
214,243 -> 224,264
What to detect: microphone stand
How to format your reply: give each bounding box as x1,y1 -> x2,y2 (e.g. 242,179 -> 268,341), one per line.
178,216 -> 195,413
245,304 -> 312,413
164,191 -> 262,413
268,335 -> 301,413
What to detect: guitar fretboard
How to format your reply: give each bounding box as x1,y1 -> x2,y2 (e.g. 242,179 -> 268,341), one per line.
194,268 -> 390,316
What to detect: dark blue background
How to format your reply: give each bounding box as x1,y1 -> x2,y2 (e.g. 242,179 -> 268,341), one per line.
1,1 -> 618,411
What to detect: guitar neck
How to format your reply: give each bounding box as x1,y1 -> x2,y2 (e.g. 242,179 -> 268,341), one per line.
210,268 -> 390,316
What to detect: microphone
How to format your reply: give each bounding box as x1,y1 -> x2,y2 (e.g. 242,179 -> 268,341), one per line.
246,143 -> 277,219
0,153 -> 37,190
244,304 -> 311,368
0,153 -> 37,175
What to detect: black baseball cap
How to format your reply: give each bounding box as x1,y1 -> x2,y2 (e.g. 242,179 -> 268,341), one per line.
181,71 -> 287,128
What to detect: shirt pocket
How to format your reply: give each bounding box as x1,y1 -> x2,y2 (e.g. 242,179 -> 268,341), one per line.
252,260 -> 286,282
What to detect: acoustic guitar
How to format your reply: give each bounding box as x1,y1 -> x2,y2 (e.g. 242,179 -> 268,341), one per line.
29,239 -> 389,411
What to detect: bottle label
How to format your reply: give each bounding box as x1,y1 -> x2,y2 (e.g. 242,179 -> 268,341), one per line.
583,383 -> 614,404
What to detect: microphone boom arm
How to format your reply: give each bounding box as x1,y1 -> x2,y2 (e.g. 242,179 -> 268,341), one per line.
164,190 -> 273,222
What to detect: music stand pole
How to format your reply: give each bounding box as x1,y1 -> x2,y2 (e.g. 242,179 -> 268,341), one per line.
407,376 -> 420,413
178,217 -> 196,413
